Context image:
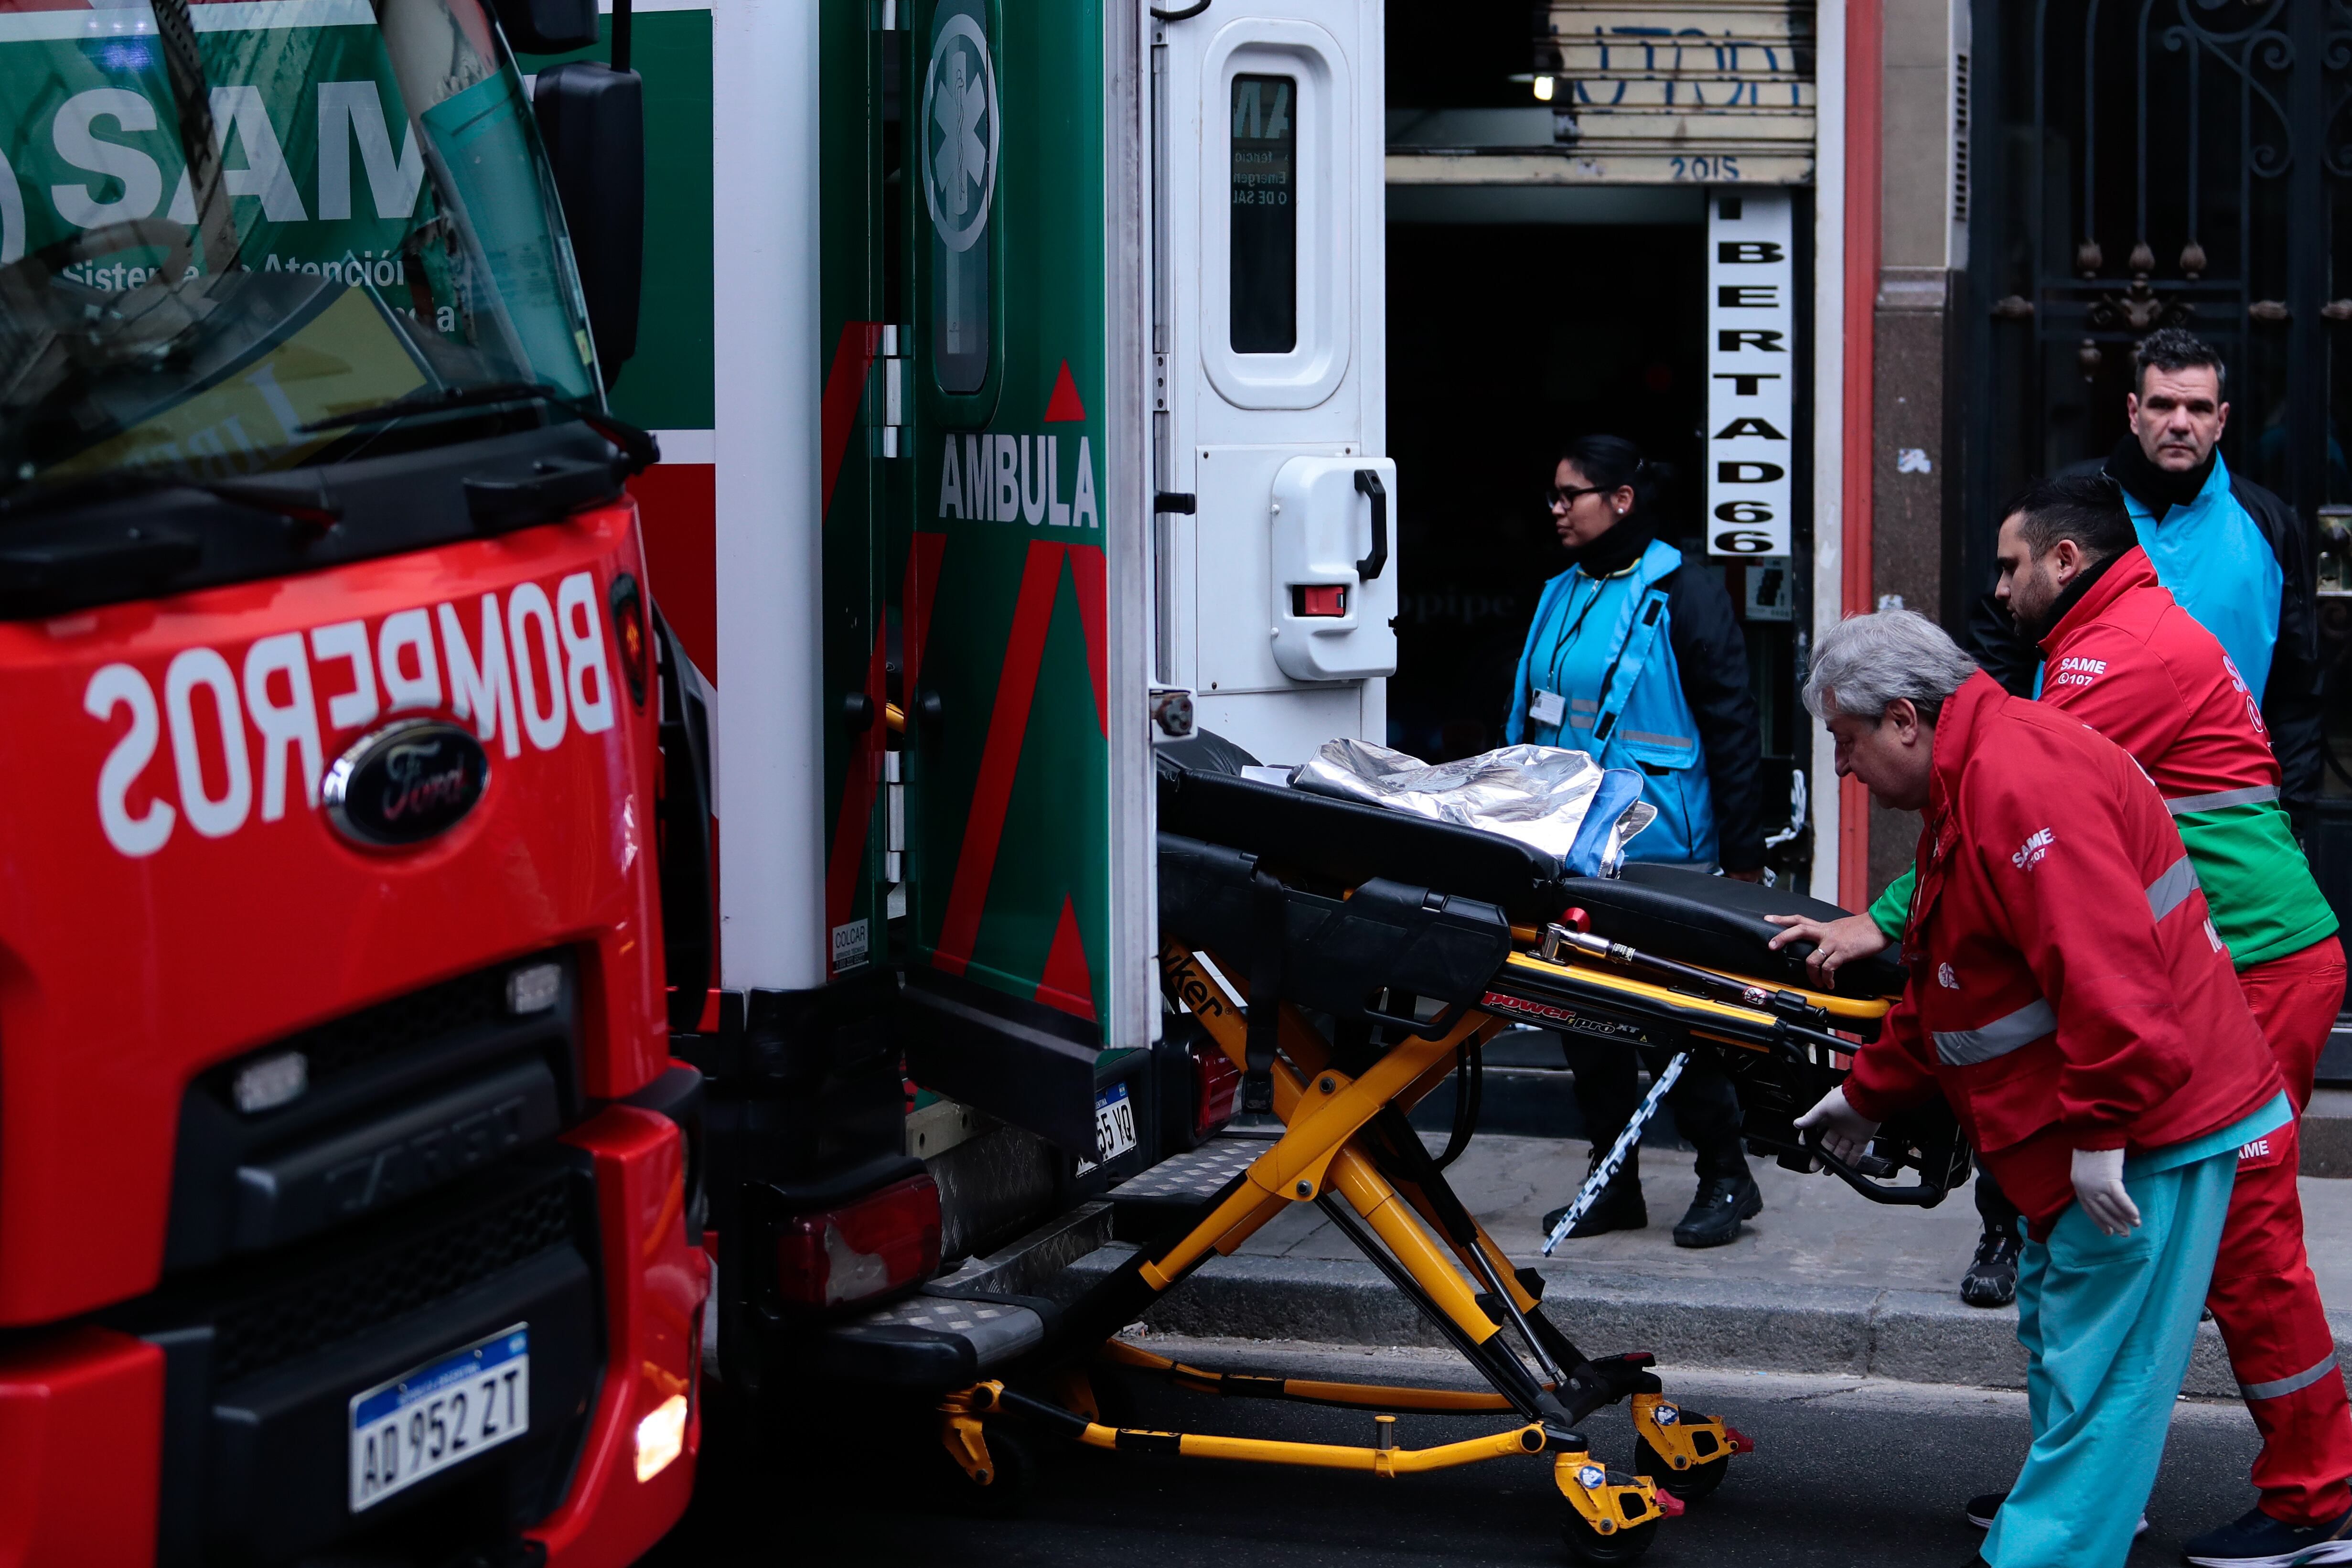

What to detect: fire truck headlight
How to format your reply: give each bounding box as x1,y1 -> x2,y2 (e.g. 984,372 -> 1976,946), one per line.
634,1393 -> 689,1482
233,1052 -> 309,1114
506,962 -> 563,1016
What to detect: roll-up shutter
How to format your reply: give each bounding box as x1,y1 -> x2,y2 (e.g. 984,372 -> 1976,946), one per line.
1388,2 -> 1816,186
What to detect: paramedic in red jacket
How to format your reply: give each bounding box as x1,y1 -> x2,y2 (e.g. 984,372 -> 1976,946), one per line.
1773,479 -> 2352,1567
1790,609 -> 2290,1568
1986,475 -> 2352,1566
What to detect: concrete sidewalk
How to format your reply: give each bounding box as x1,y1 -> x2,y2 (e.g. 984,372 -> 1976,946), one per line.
1085,1126 -> 2352,1398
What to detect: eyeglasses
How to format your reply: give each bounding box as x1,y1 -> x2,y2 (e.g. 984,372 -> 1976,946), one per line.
1547,483 -> 1608,509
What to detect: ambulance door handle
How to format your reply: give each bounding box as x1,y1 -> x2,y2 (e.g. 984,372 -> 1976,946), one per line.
1353,469 -> 1388,582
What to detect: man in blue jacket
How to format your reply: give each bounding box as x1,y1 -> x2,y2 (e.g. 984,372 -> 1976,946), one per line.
1969,328 -> 2323,823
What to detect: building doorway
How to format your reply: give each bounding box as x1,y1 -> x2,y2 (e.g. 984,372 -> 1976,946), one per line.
1385,200 -> 1706,761
1385,191 -> 1808,880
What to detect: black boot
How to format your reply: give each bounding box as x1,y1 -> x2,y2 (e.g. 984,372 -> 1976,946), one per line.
1673,1172 -> 1762,1248
1960,1227 -> 2023,1308
1544,1149 -> 1647,1239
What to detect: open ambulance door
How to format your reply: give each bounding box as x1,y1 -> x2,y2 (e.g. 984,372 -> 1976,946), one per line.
888,0 -> 1388,1163
887,1 -> 1159,1165
1150,0 -> 1393,767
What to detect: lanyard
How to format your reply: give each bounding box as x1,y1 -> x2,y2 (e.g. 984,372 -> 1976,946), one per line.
1540,572 -> 1615,709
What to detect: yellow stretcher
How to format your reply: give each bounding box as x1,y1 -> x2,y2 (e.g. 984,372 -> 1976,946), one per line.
922,742 -> 1965,1565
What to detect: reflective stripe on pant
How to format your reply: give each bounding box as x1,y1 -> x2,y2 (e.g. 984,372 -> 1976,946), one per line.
2211,1124 -> 2352,1523
2215,935 -> 2352,1525
1988,1147 -> 2235,1568
2201,940 -> 2352,1523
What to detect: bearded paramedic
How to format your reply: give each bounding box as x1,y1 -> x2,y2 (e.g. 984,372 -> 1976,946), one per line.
1790,609 -> 2288,1568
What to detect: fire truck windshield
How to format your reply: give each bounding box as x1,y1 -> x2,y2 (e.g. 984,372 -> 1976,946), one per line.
0,0 -> 601,502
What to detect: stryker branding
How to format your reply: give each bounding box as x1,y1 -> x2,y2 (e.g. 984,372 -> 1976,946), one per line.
83,569 -> 616,858
1480,989 -> 1651,1042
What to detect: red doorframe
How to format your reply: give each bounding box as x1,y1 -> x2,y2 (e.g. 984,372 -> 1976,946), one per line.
1838,0 -> 1883,913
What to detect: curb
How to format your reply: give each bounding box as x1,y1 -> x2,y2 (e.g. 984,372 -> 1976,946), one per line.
2305,1089 -> 2352,1178
1401,1066 -> 2352,1175
1069,1244 -> 2352,1402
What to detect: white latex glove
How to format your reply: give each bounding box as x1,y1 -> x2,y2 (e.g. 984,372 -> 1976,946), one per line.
2071,1148 -> 2142,1237
1794,1085 -> 1879,1168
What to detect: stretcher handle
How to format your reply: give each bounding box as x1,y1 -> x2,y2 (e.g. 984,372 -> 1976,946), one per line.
1362,995 -> 1469,1041
1800,1127 -> 1953,1207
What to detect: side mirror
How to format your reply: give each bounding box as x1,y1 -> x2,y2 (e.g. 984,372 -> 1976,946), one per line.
490,0 -> 598,54
533,62 -> 644,389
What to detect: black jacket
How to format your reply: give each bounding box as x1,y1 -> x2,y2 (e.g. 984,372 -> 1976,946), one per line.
1658,558 -> 1766,873
1965,455 -> 2324,826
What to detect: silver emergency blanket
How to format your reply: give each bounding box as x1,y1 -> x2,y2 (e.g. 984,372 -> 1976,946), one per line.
1289,738 -> 1656,877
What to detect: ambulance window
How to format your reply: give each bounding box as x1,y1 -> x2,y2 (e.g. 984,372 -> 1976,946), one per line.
1229,74 -> 1297,354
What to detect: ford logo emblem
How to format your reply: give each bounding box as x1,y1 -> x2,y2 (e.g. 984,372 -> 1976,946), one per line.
323,720 -> 491,848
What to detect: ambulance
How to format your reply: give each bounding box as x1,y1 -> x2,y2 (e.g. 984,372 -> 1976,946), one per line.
605,0 -> 1396,1424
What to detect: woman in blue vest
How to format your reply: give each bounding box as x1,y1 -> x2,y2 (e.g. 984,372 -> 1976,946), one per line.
1506,435 -> 1770,1248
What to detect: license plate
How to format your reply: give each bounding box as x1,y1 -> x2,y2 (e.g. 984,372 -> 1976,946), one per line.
348,1325 -> 530,1513
1095,1083 -> 1138,1162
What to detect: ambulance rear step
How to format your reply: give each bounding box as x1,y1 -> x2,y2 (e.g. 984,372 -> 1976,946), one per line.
801,1200 -> 1114,1388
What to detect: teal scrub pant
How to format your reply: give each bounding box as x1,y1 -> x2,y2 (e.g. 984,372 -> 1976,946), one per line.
1984,1147 -> 2239,1568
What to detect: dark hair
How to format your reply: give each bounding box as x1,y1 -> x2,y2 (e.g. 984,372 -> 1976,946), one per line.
1557,435 -> 1674,519
2134,327 -> 2226,397
2000,472 -> 2137,562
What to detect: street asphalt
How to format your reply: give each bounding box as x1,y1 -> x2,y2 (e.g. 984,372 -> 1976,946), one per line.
650,1340 -> 2265,1568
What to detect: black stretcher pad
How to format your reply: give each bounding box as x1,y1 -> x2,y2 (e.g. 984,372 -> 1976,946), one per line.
1156,746 -> 1905,999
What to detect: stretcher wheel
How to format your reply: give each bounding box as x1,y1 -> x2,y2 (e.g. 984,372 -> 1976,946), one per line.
1633,1436 -> 1730,1502
1561,1514 -> 1658,1565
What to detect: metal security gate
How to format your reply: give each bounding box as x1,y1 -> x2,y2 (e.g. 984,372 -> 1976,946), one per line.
1961,0 -> 2352,1071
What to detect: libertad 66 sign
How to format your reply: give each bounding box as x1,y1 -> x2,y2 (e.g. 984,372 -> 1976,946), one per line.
1706,190 -> 1795,558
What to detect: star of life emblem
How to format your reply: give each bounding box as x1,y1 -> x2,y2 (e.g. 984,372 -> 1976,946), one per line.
921,15 -> 999,253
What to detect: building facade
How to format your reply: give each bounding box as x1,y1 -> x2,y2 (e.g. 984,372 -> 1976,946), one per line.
1386,3 -> 2347,937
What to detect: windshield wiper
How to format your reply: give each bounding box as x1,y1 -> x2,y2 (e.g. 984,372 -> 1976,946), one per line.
301,381 -> 660,473
0,467 -> 340,529
0,469 -> 342,617
298,379 -> 563,432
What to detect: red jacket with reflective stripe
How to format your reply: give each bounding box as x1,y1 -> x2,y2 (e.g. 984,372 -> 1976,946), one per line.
1840,673 -> 2280,1234
2038,547 -> 2278,803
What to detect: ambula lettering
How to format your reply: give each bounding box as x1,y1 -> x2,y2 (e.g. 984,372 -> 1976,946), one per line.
935,432 -> 1099,528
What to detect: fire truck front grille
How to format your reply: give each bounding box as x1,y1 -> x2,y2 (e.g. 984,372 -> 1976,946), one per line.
167,952 -> 584,1275
211,1171 -> 580,1385
271,965 -> 512,1086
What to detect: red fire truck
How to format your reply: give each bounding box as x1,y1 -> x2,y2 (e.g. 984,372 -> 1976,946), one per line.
0,0 -> 704,1561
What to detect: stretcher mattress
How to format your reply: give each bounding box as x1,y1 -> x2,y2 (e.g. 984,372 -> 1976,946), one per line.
1156,736 -> 1904,999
